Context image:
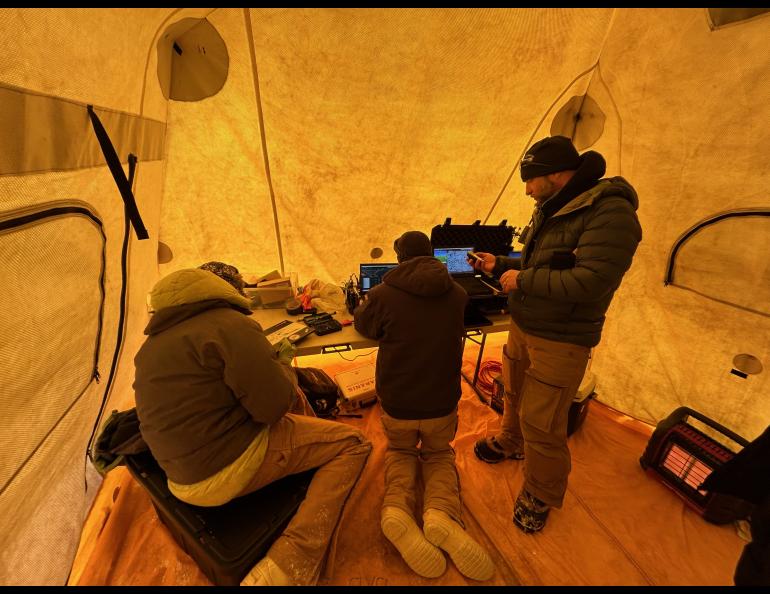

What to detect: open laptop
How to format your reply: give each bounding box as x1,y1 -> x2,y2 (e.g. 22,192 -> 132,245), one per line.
359,263 -> 398,295
432,246 -> 503,297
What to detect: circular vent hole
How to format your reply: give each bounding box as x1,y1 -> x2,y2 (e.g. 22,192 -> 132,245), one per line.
732,353 -> 763,375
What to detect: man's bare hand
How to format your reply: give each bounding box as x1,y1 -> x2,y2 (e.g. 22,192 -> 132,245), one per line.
467,251 -> 496,274
500,269 -> 519,293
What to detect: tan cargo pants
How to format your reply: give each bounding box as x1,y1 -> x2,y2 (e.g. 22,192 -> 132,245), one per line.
381,408 -> 463,525
495,321 -> 590,508
237,414 -> 372,585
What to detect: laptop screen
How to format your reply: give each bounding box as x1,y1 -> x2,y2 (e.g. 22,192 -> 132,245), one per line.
359,263 -> 398,294
433,246 -> 475,275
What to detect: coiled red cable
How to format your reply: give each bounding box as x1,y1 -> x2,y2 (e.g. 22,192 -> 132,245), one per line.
476,360 -> 502,396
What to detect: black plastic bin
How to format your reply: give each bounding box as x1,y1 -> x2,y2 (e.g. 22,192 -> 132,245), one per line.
125,450 -> 315,586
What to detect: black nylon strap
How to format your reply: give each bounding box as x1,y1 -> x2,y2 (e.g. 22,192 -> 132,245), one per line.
86,105 -> 149,240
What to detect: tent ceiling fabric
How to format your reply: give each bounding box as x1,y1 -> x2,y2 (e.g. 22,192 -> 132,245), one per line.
1,6 -> 769,586
0,8 -> 171,115
159,8 -> 614,281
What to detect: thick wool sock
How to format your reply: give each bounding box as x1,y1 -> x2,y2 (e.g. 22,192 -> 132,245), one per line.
381,506 -> 447,578
423,509 -> 495,581
241,556 -> 293,586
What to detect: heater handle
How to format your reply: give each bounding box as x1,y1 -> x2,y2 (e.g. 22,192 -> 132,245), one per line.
674,406 -> 750,449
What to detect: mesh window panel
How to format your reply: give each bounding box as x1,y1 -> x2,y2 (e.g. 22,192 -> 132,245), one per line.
671,216 -> 770,316
0,212 -> 104,584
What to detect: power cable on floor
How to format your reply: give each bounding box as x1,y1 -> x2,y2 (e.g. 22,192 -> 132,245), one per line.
476,360 -> 502,397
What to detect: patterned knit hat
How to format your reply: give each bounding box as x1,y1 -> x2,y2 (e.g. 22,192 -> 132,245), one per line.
198,261 -> 246,295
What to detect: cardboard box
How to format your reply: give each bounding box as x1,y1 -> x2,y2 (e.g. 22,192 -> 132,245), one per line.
243,270 -> 282,285
244,283 -> 293,308
258,277 -> 292,288
334,364 -> 377,409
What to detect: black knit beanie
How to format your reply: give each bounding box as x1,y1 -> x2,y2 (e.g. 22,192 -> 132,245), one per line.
393,231 -> 433,263
520,135 -> 583,181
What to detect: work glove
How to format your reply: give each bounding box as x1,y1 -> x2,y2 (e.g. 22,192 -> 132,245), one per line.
276,338 -> 297,365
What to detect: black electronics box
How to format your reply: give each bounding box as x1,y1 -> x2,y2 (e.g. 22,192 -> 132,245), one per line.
431,219 -> 516,255
639,407 -> 753,524
430,219 -> 517,312
125,451 -> 315,586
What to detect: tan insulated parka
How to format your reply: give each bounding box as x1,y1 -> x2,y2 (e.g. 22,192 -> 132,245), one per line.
133,269 -> 297,484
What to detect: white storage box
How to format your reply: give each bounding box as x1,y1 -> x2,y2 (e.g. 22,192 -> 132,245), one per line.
244,282 -> 293,309
334,364 -> 377,409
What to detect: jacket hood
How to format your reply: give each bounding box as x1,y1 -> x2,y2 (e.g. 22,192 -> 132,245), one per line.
383,256 -> 455,297
541,150 -> 606,218
146,268 -> 252,335
544,151 -> 638,217
145,299 -> 249,335
599,175 -> 639,210
553,175 -> 640,218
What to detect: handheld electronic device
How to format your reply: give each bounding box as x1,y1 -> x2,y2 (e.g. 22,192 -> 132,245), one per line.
466,251 -> 504,292
467,251 -> 484,263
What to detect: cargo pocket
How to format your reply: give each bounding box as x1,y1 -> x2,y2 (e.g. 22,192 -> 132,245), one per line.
520,375 -> 567,434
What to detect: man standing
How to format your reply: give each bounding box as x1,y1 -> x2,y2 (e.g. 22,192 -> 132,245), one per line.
355,231 -> 495,581
469,136 -> 642,533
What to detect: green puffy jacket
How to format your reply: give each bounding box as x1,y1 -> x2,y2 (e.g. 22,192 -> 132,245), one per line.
494,174 -> 642,348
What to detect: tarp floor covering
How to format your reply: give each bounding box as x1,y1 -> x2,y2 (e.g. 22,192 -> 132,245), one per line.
69,335 -> 744,586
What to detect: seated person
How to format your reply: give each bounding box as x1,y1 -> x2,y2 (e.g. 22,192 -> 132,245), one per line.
199,261 -> 315,417
133,264 -> 372,586
354,231 -> 495,581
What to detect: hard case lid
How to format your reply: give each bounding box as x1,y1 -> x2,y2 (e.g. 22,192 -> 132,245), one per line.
430,219 -> 515,255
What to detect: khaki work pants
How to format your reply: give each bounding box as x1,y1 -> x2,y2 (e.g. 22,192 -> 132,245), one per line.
496,321 -> 590,508
237,414 -> 372,585
381,408 -> 463,525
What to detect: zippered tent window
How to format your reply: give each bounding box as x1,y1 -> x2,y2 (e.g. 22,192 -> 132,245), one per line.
664,210 -> 770,317
0,205 -> 106,584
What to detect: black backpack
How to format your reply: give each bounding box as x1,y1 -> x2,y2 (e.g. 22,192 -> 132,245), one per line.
91,407 -> 149,475
295,367 -> 340,418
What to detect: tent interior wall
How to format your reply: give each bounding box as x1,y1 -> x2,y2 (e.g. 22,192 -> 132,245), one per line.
0,7 -> 767,585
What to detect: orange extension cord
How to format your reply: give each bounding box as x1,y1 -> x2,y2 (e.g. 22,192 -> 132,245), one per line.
475,359 -> 502,397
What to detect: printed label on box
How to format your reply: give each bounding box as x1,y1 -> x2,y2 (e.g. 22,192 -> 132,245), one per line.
334,364 -> 377,407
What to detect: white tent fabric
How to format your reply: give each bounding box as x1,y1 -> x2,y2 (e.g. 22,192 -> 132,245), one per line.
0,7 -> 768,585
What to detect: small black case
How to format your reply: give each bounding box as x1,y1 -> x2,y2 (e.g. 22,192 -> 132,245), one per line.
314,319 -> 343,335
125,451 -> 315,586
